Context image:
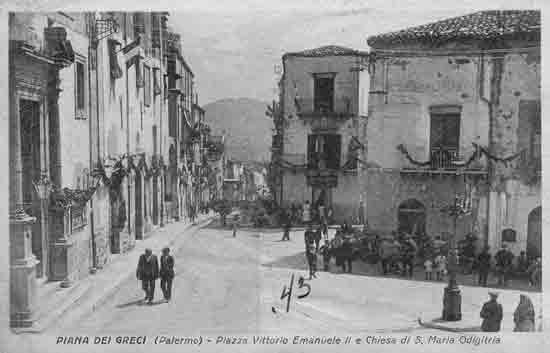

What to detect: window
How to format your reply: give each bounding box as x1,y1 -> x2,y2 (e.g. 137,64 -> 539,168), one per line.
108,39 -> 123,80
518,100 -> 541,173
529,101 -> 541,168
144,65 -> 151,107
153,68 -> 161,96
307,134 -> 341,170
133,12 -> 145,38
429,106 -> 461,169
75,60 -> 86,119
314,73 -> 334,112
136,58 -> 144,88
151,13 -> 161,48
153,125 -> 158,155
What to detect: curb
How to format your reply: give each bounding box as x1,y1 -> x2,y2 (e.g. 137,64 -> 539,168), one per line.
417,318 -> 481,333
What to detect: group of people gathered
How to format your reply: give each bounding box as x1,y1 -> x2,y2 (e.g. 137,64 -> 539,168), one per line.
302,223 -> 356,279
472,244 -> 541,288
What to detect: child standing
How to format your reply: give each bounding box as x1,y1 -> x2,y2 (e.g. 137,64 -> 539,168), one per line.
424,257 -> 433,280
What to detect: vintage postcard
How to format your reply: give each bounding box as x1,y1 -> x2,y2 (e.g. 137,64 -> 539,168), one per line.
0,1 -> 548,352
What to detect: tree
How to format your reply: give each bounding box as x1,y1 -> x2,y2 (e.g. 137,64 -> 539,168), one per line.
210,199 -> 232,227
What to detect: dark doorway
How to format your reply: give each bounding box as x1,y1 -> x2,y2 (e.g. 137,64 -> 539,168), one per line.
152,175 -> 159,225
135,172 -> 143,239
109,187 -> 125,254
398,199 -> 426,236
20,99 -> 44,278
527,206 -> 541,259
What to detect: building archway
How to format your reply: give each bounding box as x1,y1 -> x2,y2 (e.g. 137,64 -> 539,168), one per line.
398,199 -> 426,235
527,206 -> 541,259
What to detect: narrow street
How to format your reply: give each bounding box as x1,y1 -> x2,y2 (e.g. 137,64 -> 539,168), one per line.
53,223 -> 542,336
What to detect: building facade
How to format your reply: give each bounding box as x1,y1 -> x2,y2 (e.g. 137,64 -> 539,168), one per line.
204,134 -> 226,202
364,10 -> 541,256
9,11 -> 206,328
277,46 -> 370,223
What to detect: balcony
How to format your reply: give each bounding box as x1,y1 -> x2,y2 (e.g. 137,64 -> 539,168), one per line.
430,148 -> 459,170
399,145 -> 487,176
295,98 -> 355,119
306,168 -> 338,187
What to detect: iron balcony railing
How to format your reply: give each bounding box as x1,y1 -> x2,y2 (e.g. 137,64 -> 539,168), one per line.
294,98 -> 355,118
430,148 -> 459,170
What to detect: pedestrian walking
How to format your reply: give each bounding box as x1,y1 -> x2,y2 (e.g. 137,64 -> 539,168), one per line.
282,217 -> 291,241
341,237 -> 353,273
477,246 -> 491,287
305,233 -> 317,279
302,200 -> 311,225
513,294 -> 535,332
527,257 -> 541,288
232,215 -> 239,237
320,240 -> 332,271
495,244 -> 514,286
321,219 -> 328,241
318,202 -> 326,224
402,236 -> 417,278
424,257 -> 433,280
314,226 -> 322,252
434,253 -> 447,281
480,291 -> 503,332
304,225 -> 315,252
159,247 -> 175,302
136,248 -> 159,304
516,251 -> 529,276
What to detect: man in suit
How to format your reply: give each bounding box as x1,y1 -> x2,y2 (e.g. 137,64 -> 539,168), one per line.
136,248 -> 159,304
160,247 -> 175,302
480,292 -> 503,332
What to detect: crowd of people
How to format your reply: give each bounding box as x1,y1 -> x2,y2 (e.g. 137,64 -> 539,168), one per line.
278,201 -> 542,290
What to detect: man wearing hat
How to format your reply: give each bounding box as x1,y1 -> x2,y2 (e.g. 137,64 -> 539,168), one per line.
160,247 -> 175,302
480,291 -> 503,332
136,248 -> 159,304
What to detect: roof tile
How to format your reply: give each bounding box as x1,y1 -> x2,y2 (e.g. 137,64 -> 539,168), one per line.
367,10 -> 540,48
283,45 -> 368,59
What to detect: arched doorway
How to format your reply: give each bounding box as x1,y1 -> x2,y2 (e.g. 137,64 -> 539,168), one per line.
527,206 -> 541,259
398,199 -> 426,235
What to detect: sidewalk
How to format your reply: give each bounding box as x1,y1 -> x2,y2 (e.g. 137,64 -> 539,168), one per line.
12,213 -> 214,334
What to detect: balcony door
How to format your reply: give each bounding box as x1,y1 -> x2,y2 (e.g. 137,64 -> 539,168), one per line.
313,73 -> 334,113
430,106 -> 461,169
307,134 -> 341,170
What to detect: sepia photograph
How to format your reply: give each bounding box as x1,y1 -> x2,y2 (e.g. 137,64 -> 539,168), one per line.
1,1 -> 547,352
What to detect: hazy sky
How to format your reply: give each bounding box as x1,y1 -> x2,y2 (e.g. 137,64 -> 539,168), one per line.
5,0 -> 541,104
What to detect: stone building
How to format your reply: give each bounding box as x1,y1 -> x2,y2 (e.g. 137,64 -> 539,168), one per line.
9,12 -> 96,327
204,134 -> 226,202
277,45 -> 370,223
9,11 -> 204,328
364,10 -> 541,256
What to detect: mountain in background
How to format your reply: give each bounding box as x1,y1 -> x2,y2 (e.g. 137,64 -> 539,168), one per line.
204,97 -> 272,163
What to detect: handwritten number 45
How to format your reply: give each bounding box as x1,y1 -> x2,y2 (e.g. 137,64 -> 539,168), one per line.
280,274 -> 311,312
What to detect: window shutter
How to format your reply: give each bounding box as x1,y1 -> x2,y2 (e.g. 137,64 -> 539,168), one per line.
307,135 -> 316,168
108,39 -> 123,80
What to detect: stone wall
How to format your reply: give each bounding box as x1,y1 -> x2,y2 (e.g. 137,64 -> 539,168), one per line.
365,39 -> 540,255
